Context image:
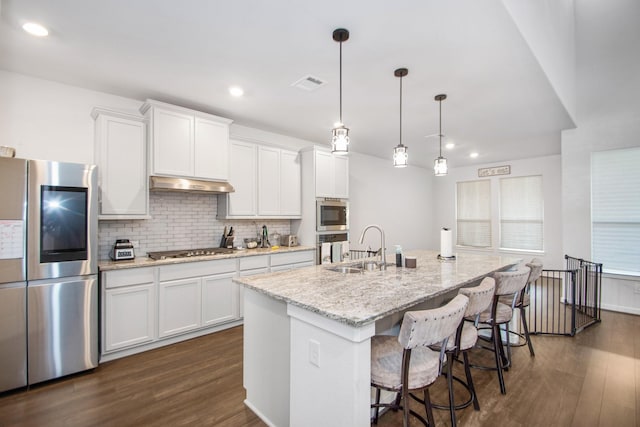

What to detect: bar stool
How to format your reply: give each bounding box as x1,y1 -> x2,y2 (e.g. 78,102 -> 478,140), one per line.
371,294 -> 469,427
430,277 -> 496,427
472,267 -> 530,395
499,258 -> 544,358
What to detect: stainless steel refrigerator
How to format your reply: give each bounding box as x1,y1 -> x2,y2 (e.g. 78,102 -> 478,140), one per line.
0,157 -> 98,392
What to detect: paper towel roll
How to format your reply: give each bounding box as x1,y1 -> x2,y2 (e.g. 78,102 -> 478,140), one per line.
440,228 -> 453,258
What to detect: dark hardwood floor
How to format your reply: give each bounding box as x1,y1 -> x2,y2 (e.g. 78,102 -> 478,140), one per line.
0,310 -> 638,426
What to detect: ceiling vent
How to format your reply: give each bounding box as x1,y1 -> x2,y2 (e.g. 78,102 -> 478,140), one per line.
291,75 -> 326,91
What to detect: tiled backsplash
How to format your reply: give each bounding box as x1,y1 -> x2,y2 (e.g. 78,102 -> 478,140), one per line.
98,192 -> 291,260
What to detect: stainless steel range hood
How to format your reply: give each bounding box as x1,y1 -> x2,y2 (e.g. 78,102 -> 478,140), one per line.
149,176 -> 235,194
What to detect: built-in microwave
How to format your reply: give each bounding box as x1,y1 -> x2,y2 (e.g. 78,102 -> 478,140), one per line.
316,198 -> 348,232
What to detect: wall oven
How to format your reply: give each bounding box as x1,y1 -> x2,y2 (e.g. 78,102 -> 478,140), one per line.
316,198 -> 349,232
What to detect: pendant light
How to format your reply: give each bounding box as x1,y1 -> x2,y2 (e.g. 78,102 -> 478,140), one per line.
433,94 -> 448,176
331,28 -> 350,155
393,68 -> 409,168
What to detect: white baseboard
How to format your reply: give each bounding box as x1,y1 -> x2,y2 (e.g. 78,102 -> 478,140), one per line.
601,303 -> 640,316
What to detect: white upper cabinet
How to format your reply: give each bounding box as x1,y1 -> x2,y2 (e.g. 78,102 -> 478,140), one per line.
195,117 -> 229,180
91,107 -> 149,219
258,146 -> 281,216
225,139 -> 258,216
140,99 -> 232,181
218,139 -> 301,219
280,150 -> 302,215
314,149 -> 349,199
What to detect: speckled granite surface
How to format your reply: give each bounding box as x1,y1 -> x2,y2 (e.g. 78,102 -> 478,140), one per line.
98,246 -> 315,271
234,250 -> 521,327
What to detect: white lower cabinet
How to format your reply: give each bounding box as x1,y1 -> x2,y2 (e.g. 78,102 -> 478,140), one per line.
100,250 -> 315,360
105,283 -> 155,352
158,277 -> 202,338
102,267 -> 156,353
238,255 -> 270,317
270,251 -> 315,272
202,272 -> 238,326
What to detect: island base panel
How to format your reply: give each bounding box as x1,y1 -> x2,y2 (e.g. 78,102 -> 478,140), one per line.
243,288 -> 290,427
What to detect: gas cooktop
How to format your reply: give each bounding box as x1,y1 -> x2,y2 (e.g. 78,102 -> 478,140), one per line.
147,247 -> 237,261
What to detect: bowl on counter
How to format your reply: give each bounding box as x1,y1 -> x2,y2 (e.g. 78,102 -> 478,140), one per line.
244,238 -> 260,249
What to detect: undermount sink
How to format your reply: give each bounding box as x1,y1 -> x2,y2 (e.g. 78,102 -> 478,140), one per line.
325,260 -> 395,274
326,266 -> 364,274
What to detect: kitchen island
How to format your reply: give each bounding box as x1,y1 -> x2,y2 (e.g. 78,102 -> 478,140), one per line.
234,250 -> 520,427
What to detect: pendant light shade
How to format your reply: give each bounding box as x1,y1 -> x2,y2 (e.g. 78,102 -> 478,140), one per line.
331,29 -> 350,155
433,94 -> 448,176
393,68 -> 409,168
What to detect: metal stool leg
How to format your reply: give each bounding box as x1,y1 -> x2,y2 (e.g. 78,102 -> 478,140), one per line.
463,351 -> 480,411
520,306 -> 535,357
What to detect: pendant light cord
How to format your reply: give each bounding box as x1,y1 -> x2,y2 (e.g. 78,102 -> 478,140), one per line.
439,97 -> 443,157
399,75 -> 403,146
339,41 -> 343,124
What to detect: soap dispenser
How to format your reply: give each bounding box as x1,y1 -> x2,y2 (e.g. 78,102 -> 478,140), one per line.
395,245 -> 403,267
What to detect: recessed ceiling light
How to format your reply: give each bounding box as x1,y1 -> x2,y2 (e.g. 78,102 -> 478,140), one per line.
470,152 -> 479,158
445,142 -> 455,150
23,22 -> 49,37
229,86 -> 244,97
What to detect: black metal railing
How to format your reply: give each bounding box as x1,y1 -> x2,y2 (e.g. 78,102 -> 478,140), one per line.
526,255 -> 602,336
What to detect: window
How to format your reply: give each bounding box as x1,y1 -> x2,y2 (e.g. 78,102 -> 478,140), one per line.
591,147 -> 640,275
456,180 -> 491,248
499,176 -> 543,251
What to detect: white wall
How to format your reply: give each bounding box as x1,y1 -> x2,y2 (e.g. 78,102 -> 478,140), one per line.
560,0 -> 640,314
0,70 -> 142,163
433,155 -> 564,270
348,152 -> 433,254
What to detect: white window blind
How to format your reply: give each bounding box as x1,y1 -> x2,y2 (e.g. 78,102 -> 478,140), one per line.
499,176 -> 543,251
456,180 -> 491,248
591,147 -> 640,275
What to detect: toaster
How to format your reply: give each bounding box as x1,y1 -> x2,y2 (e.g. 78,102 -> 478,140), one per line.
281,234 -> 298,247
110,239 -> 135,261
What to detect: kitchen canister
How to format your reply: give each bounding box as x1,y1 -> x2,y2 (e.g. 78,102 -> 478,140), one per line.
405,256 -> 417,268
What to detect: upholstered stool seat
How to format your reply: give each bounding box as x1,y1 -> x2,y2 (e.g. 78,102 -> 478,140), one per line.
371,335 -> 441,390
371,294 -> 469,427
476,301 -> 512,324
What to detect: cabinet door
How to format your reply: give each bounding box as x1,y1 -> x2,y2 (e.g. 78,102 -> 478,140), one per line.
152,108 -> 194,176
104,283 -> 155,352
280,150 -> 301,216
315,150 -> 333,198
333,155 -> 349,198
201,272 -> 238,326
258,146 -> 281,216
93,110 -> 147,218
158,278 -> 201,338
227,140 -> 257,216
194,117 -> 229,181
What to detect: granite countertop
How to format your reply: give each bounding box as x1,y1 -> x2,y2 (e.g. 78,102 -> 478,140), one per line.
233,250 -> 521,328
98,245 -> 315,271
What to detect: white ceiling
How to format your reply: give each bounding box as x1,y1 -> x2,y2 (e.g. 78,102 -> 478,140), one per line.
0,0 -> 575,169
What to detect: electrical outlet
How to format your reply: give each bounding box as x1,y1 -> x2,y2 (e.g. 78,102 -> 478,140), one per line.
308,339 -> 320,367
634,284 -> 640,294
130,240 -> 139,249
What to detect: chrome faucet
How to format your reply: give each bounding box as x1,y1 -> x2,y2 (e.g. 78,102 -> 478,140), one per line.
359,224 -> 386,270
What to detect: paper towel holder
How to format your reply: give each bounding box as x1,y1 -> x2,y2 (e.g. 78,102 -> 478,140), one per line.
439,227 -> 456,260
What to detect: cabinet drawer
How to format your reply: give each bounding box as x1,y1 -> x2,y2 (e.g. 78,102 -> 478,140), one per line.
159,259 -> 236,281
271,251 -> 315,267
103,268 -> 155,289
239,255 -> 269,271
